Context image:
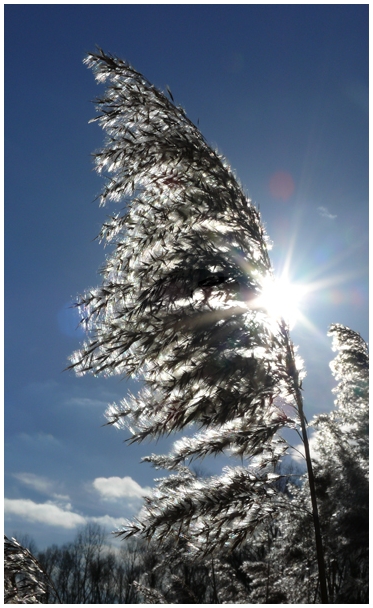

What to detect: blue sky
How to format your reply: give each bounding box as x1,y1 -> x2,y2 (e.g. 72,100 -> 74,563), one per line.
5,4 -> 368,549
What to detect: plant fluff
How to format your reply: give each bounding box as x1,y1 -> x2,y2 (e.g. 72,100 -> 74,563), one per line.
4,536 -> 52,604
70,49 -> 307,553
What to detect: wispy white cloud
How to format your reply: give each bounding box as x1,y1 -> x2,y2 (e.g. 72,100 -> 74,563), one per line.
90,514 -> 128,530
65,396 -> 109,408
25,380 -> 60,394
317,206 -> 337,220
13,472 -> 54,494
13,472 -> 71,502
53,493 -> 71,501
93,476 -> 151,501
5,498 -> 86,529
17,432 -> 62,447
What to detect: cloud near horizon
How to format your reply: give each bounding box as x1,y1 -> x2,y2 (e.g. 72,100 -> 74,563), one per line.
93,475 -> 152,501
5,498 -> 129,531
5,498 -> 86,529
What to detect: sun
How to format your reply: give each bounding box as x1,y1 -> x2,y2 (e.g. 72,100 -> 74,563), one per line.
257,274 -> 306,328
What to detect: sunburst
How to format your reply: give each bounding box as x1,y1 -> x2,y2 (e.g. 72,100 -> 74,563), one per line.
257,274 -> 307,329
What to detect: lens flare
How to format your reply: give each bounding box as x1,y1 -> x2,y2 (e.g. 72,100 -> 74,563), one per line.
269,171 -> 295,201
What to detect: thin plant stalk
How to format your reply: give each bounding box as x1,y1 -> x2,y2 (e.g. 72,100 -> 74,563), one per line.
281,321 -> 328,604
